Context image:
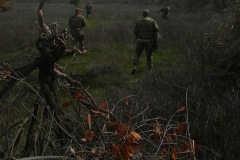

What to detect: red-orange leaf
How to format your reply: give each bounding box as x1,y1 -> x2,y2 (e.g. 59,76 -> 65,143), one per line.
154,124 -> 162,134
62,100 -> 74,107
81,129 -> 95,142
74,91 -> 83,99
90,109 -> 101,116
177,106 -> 186,112
122,145 -> 134,158
171,147 -> 177,160
100,100 -> 109,111
129,131 -> 141,141
194,141 -> 201,152
165,134 -> 173,142
87,113 -> 92,129
114,124 -> 128,138
175,122 -> 185,135
2,71 -> 10,79
124,96 -> 129,106
111,144 -> 120,154
181,142 -> 188,152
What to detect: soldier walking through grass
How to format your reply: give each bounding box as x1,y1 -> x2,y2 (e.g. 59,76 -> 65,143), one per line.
69,8 -> 87,53
131,9 -> 159,75
85,2 -> 93,19
160,3 -> 170,20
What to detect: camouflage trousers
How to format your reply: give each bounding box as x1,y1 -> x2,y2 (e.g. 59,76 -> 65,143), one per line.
133,39 -> 153,70
70,29 -> 85,52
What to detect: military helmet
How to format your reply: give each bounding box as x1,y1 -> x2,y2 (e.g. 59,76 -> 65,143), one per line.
143,9 -> 150,17
75,8 -> 82,13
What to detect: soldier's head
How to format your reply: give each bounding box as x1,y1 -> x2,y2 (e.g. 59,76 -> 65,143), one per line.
142,9 -> 150,17
75,8 -> 82,14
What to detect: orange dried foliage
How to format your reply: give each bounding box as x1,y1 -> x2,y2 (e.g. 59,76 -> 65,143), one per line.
74,90 -> 84,99
171,147 -> 177,160
165,134 -> 173,142
111,144 -> 120,154
87,113 -> 92,129
2,71 -> 10,79
114,124 -> 128,138
90,109 -> 101,115
181,140 -> 200,153
62,100 -> 74,107
154,124 -> 162,134
129,131 -> 141,141
177,106 -> 186,112
122,144 -> 134,158
175,122 -> 185,135
81,129 -> 95,142
150,124 -> 162,141
99,100 -> 109,111
124,96 -> 130,106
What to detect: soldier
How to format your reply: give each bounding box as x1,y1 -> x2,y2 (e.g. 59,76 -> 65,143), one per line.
85,2 -> 93,19
131,9 -> 159,75
69,8 -> 87,53
160,4 -> 170,20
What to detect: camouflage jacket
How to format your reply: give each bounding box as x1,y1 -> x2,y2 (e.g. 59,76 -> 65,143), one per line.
69,14 -> 87,31
85,4 -> 92,13
134,17 -> 159,40
160,7 -> 170,16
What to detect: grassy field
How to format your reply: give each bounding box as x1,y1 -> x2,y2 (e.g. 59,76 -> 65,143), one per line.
0,2 -> 199,98
1,1 -> 240,159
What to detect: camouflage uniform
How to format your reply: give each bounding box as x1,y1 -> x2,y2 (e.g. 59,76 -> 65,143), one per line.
160,5 -> 170,20
132,9 -> 159,73
69,8 -> 87,52
85,3 -> 93,19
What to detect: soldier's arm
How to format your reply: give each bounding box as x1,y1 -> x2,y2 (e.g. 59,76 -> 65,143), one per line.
153,21 -> 159,32
81,16 -> 87,28
134,23 -> 139,38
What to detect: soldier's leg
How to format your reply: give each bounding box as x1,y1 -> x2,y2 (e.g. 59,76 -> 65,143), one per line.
133,41 -> 144,66
79,40 -> 84,53
146,52 -> 153,71
146,42 -> 153,71
131,41 -> 144,75
78,33 -> 85,53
